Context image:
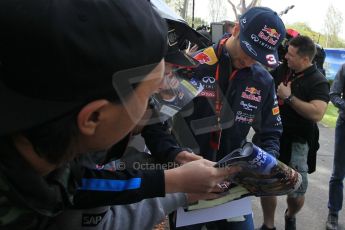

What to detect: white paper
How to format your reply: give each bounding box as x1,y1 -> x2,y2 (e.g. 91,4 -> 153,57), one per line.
176,197 -> 252,227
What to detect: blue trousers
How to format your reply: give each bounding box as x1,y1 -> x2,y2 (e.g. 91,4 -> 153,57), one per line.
328,116 -> 345,213
175,214 -> 254,230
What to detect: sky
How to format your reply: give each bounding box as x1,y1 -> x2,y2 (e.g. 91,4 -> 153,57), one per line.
193,0 -> 345,40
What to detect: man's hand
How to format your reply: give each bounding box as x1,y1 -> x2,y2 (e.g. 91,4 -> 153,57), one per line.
165,159 -> 241,194
185,44 -> 199,56
278,82 -> 328,122
175,151 -> 202,164
277,82 -> 292,99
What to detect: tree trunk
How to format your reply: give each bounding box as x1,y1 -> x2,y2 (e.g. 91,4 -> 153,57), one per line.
180,0 -> 189,19
227,0 -> 261,20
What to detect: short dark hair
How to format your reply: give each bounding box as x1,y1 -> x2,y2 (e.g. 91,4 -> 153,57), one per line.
289,35 -> 316,61
21,107 -> 82,165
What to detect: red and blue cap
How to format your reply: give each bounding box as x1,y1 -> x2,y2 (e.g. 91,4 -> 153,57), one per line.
239,7 -> 286,67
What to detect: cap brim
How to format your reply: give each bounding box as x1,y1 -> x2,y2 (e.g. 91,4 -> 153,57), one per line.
151,0 -> 212,49
166,20 -> 212,49
165,51 -> 199,67
0,81 -> 82,135
239,33 -> 280,68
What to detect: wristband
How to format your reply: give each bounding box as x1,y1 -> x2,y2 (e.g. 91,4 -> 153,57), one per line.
284,94 -> 294,105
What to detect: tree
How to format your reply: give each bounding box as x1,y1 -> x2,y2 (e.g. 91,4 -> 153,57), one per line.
180,0 -> 189,20
323,4 -> 343,47
226,0 -> 261,20
287,22 -> 323,43
164,0 -> 189,20
209,0 -> 226,22
288,22 -> 313,33
286,22 -> 345,48
186,16 -> 208,29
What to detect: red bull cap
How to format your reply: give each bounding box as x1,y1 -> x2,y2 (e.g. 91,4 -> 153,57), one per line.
239,7 -> 286,68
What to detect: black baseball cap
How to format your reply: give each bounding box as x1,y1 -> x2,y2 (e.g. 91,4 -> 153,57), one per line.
239,7 -> 286,67
0,0 -> 167,135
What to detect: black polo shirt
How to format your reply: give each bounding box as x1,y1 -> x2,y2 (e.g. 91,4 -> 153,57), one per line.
273,64 -> 330,140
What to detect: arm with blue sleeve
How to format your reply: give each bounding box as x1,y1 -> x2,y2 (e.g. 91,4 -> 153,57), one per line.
72,130 -> 197,208
73,164 -> 166,208
330,64 -> 345,111
141,121 -> 184,163
252,80 -> 282,158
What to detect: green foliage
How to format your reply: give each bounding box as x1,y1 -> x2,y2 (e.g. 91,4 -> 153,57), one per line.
321,103 -> 338,128
186,17 -> 208,29
330,38 -> 345,48
324,4 -> 343,48
286,22 -> 345,48
163,0 -> 186,18
287,22 -> 312,32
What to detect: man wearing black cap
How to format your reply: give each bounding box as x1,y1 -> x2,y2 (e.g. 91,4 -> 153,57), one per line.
157,7 -> 287,230
0,0 -> 240,228
48,18 -> 219,230
49,34 -> 212,230
50,9 -> 216,230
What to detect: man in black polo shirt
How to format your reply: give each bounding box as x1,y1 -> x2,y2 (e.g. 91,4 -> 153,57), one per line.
258,36 -> 330,230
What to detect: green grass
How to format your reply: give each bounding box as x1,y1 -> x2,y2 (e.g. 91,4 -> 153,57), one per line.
321,103 -> 338,128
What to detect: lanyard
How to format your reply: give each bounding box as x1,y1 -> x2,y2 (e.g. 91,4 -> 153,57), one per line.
283,70 -> 303,85
210,38 -> 238,151
278,70 -> 303,106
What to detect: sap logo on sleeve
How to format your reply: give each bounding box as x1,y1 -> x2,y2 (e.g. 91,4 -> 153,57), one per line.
82,212 -> 107,227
